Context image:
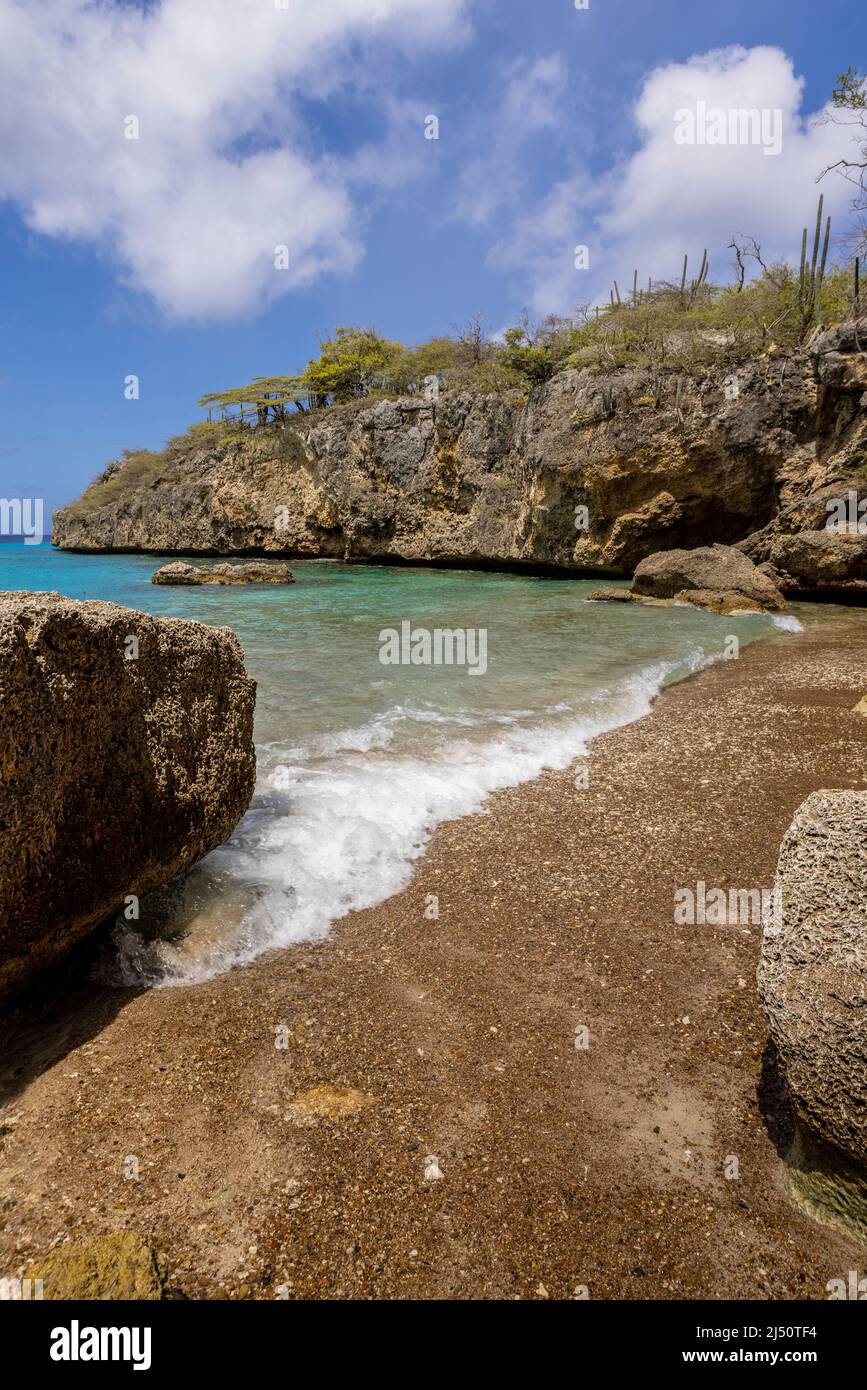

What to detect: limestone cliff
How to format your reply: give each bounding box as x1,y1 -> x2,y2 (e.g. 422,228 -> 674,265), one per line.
53,320 -> 867,597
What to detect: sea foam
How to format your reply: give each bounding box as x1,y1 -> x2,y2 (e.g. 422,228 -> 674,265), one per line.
113,647 -> 718,988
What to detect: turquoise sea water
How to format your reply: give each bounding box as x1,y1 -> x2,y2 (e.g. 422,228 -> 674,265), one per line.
1,542 -> 805,986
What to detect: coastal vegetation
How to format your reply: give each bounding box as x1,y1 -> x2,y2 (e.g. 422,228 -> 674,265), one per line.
189,201 -> 860,436
65,447 -> 175,516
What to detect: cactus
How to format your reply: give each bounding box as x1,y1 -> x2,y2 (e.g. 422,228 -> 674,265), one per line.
679,250 -> 709,307
693,248 -> 709,296
798,195 -> 831,334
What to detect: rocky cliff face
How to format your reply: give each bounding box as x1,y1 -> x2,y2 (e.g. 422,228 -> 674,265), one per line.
0,593 -> 256,999
53,321 -> 867,595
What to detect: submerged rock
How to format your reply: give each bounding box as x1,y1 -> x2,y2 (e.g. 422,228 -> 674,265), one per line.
28,1232 -> 162,1300
152,560 -> 295,585
670,588 -> 771,614
632,543 -> 786,610
758,789 -> 867,1237
584,587 -> 637,603
0,592 -> 256,999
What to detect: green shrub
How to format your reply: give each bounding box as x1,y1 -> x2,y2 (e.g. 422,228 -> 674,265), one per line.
65,448 -> 172,515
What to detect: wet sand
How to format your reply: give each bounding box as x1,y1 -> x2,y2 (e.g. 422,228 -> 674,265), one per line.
2,611 -> 867,1299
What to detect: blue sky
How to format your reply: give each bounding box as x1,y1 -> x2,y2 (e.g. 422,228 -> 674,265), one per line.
0,0 -> 863,515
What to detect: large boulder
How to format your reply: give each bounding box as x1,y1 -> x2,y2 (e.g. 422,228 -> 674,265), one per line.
751,530 -> 867,600
0,593 -> 256,999
740,486 -> 867,600
758,790 -> 867,1235
632,543 -> 786,610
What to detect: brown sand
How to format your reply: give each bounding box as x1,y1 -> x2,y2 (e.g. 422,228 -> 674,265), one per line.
2,610 -> 867,1300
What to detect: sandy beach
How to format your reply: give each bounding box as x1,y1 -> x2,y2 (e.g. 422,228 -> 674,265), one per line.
2,610 -> 867,1300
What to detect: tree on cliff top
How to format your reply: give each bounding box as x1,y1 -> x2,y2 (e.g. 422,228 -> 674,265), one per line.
301,326 -> 407,405
820,68 -> 867,254
198,376 -> 306,426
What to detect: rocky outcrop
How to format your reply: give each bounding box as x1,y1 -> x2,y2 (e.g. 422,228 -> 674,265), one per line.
758,790 -> 867,1237
631,543 -> 786,610
738,484 -> 867,600
52,322 -> 867,596
735,321 -> 867,599
152,560 -> 295,585
0,593 -> 256,999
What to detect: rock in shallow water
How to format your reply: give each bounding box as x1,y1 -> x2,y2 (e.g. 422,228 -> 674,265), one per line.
632,543 -> 786,610
670,587 -> 770,614
152,560 -> 294,585
758,789 -> 867,1236
584,587 -> 637,603
0,592 -> 256,999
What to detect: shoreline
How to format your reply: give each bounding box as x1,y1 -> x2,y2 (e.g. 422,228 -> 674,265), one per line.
37,541 -> 867,601
2,612 -> 867,1299
47,541 -> 619,580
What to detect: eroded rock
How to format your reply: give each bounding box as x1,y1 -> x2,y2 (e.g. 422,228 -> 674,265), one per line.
584,587 -> 637,603
152,560 -> 295,585
671,588 -> 769,614
632,543 -> 786,610
758,789 -> 867,1237
740,514 -> 867,601
0,592 -> 256,999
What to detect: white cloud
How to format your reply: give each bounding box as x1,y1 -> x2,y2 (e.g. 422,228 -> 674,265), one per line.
488,46 -> 858,317
453,54 -> 569,227
0,0 -> 468,320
